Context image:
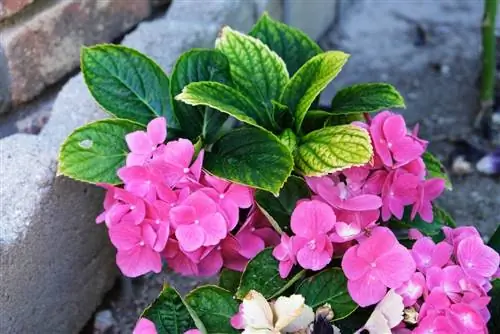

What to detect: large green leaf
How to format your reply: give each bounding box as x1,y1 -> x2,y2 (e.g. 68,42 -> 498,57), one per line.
170,49 -> 231,141
280,51 -> 349,131
277,128 -> 297,153
295,125 -> 373,176
488,279 -> 500,332
142,285 -> 198,334
58,119 -> 144,184
219,269 -> 242,294
249,12 -> 322,75
255,176 -> 311,234
296,268 -> 358,321
203,127 -> 294,195
422,151 -> 453,190
330,83 -> 405,114
488,225 -> 500,253
185,286 -> 239,334
175,82 -> 268,130
216,26 -> 289,124
236,248 -> 305,299
334,307 -> 373,334
81,45 -> 176,126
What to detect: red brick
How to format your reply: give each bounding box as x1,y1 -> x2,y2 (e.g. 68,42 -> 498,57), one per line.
0,0 -> 34,21
0,0 -> 150,105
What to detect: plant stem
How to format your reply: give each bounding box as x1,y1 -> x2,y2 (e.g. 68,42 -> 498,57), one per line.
475,0 -> 497,129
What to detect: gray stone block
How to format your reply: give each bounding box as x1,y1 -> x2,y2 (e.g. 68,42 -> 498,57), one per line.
284,0 -> 337,40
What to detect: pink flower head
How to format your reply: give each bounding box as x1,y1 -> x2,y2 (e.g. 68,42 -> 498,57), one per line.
306,175 -> 382,211
411,178 -> 445,222
381,170 -> 419,221
117,164 -> 174,203
99,187 -> 146,227
447,303 -> 487,333
133,318 -> 157,334
109,222 -> 162,277
426,265 -> 465,299
341,227 -> 416,306
96,184 -> 117,224
413,314 -> 454,334
411,237 -> 453,273
170,190 -> 228,252
126,117 -> 166,166
330,209 -> 379,242
443,226 -> 481,252
159,139 -> 204,187
273,234 -> 297,278
419,288 -> 451,319
456,235 -> 499,281
290,200 -> 335,271
402,157 -> 426,179
370,111 -> 425,168
395,272 -> 426,306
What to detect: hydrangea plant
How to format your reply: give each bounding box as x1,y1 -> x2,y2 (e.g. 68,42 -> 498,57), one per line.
58,14 -> 500,334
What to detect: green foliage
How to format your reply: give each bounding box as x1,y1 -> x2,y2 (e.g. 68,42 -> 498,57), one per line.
296,268 -> 358,320
58,119 -> 144,184
422,151 -> 453,190
236,248 -> 305,299
81,45 -> 176,127
249,13 -> 322,76
142,285 -> 198,334
488,225 -> 500,253
170,49 -> 232,141
295,125 -> 373,176
203,127 -> 294,195
280,51 -> 349,131
488,279 -> 500,333
255,176 -> 311,233
219,269 -> 242,294
185,286 -> 239,334
330,83 -> 405,114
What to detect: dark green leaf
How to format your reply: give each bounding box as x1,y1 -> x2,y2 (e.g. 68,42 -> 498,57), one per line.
185,286 -> 239,334
488,279 -> 500,332
334,307 -> 373,334
170,49 -> 231,141
255,175 -> 310,234
81,45 -> 176,126
488,225 -> 500,253
249,12 -> 322,75
204,127 -> 294,195
216,26 -> 289,119
176,82 -> 269,130
277,128 -> 297,153
296,268 -> 358,320
423,152 -> 453,190
236,248 -> 305,299
330,83 -> 405,114
325,113 -> 365,126
58,119 -> 144,184
143,285 -> 197,334
280,51 -> 349,131
219,269 -> 242,294
295,125 -> 373,176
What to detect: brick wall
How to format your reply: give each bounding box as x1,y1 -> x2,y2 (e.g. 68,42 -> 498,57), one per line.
0,0 -> 168,114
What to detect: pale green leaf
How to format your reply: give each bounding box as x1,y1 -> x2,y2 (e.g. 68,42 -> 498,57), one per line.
331,83 -> 405,114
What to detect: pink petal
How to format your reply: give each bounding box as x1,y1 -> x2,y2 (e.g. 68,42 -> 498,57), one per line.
305,175 -> 334,195
341,245 -> 370,280
116,246 -> 162,277
375,244 -> 416,288
190,150 -> 204,181
147,117 -> 166,145
197,248 -> 223,276
133,318 -> 157,334
279,260 -> 294,279
391,137 -> 424,164
383,114 -> 407,144
296,244 -> 332,271
423,178 -> 445,201
126,152 -> 148,166
291,200 -> 336,238
370,111 -> 393,167
357,227 -> 397,262
348,273 -> 388,307
219,198 -> 239,231
457,236 -> 499,279
109,223 -> 141,250
182,191 -> 217,218
225,184 -> 254,208
447,303 -> 486,333
175,224 -> 205,252
126,131 -> 153,154
169,206 -> 196,226
342,194 -> 382,211
432,241 -> 453,268
200,212 -> 228,246
152,221 -> 169,252
236,231 -> 265,259
162,139 -> 194,168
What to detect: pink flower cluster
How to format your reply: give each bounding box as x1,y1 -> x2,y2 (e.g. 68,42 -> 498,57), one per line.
96,117 -> 278,277
395,227 -> 499,333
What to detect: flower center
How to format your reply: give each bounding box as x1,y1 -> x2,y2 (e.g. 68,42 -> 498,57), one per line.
155,219 -> 161,225
183,167 -> 190,174
219,193 -> 225,199
370,262 -> 377,268
139,240 -> 145,247
194,219 -> 200,225
308,240 -> 316,250
130,205 -> 136,210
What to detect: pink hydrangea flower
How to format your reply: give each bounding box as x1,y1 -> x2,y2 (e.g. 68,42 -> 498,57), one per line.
456,235 -> 499,282
329,209 -> 379,242
133,317 -> 157,334
273,234 -> 297,278
443,226 -> 481,252
159,139 -> 204,187
411,237 -> 453,273
411,178 -> 445,222
380,170 -> 419,221
290,200 -> 335,271
413,314 -> 455,334
169,190 -> 228,252
447,303 -> 487,333
419,288 -> 451,320
126,117 -> 166,166
99,187 -> 146,227
426,265 -> 465,300
118,164 -> 173,203
342,227 -> 416,306
395,272 -> 426,306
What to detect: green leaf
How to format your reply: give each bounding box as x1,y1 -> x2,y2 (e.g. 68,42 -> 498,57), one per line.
278,128 -> 298,153
236,248 -> 305,299
488,279 -> 500,332
295,125 -> 373,176
81,44 -> 176,126
334,307 -> 373,334
176,82 -> 269,130
325,113 -> 365,126
330,83 -> 405,114
280,51 -> 349,131
185,286 -> 239,334
423,151 -> 453,190
204,127 -> 294,195
216,26 -> 289,119
219,269 -> 242,294
142,285 -> 197,334
249,12 -> 322,76
255,176 -> 310,234
296,268 -> 358,321
170,49 -> 232,141
488,225 -> 500,253
58,119 -> 144,184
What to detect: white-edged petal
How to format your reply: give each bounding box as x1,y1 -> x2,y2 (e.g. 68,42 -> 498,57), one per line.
274,294 -> 313,332
242,290 -> 274,330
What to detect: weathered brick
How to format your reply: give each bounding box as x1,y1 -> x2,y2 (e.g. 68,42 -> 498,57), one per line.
0,0 -> 150,107
0,0 -> 34,21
